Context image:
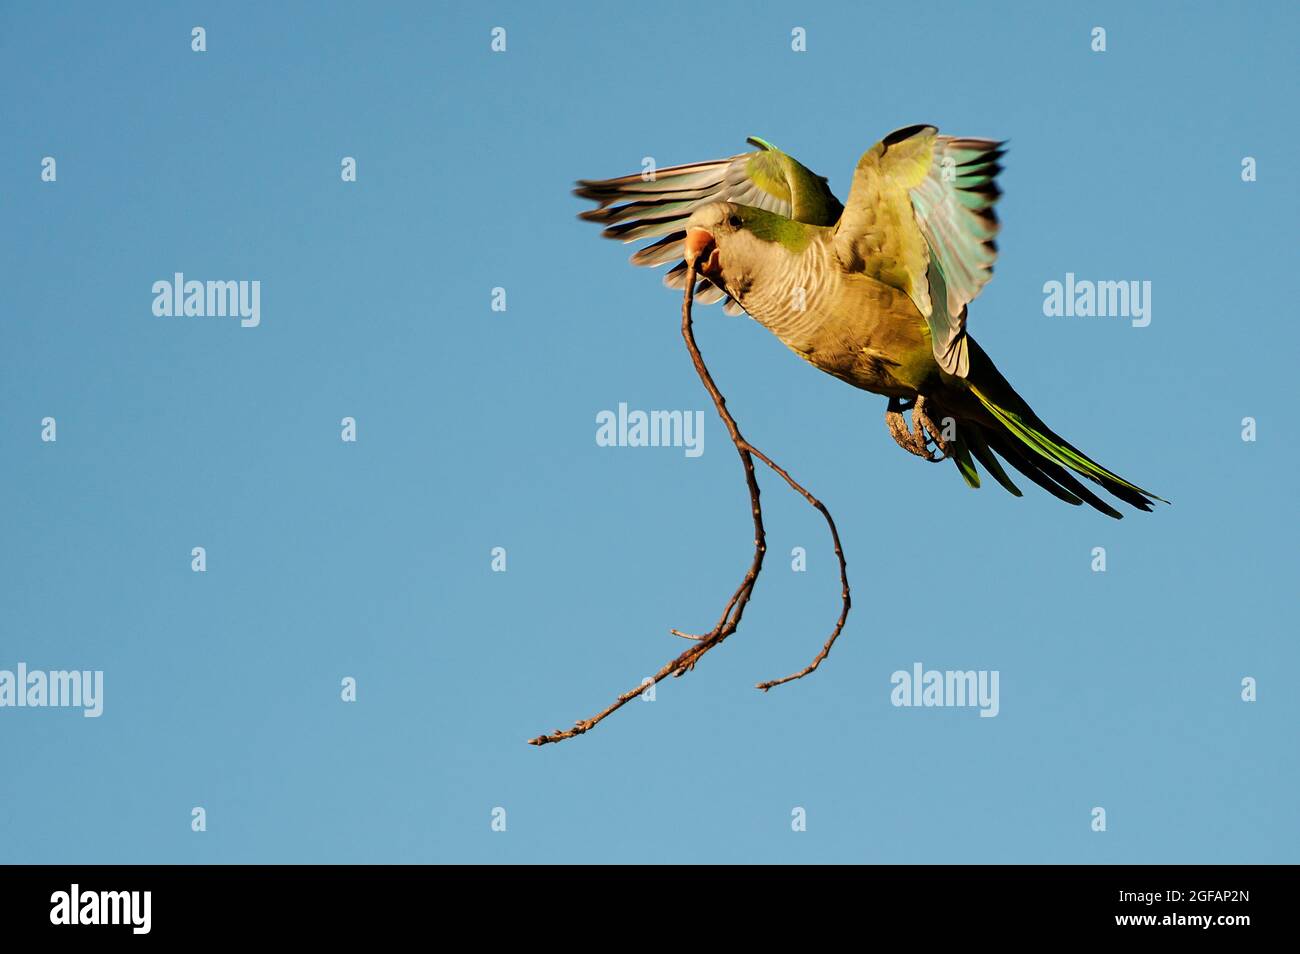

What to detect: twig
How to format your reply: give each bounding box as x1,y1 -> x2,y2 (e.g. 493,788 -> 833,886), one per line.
747,444 -> 851,690
527,265 -> 850,746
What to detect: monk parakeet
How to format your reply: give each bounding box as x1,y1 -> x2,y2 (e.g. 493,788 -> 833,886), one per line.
577,125 -> 1164,518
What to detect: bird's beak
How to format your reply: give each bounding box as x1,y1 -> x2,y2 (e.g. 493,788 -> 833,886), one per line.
684,227 -> 721,277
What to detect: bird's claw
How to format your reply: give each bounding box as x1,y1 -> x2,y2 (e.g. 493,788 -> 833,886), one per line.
912,395 -> 953,459
885,395 -> 950,462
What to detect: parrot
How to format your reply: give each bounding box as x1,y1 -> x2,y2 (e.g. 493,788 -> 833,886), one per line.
575,125 -> 1165,518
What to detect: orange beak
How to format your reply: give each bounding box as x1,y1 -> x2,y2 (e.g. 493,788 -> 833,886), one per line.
684,228 -> 720,276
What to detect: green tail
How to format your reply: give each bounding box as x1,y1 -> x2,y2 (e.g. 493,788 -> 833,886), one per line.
946,345 -> 1167,519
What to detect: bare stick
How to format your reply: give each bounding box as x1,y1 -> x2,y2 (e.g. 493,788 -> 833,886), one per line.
746,442 -> 851,690
528,265 -> 763,746
527,265 -> 851,746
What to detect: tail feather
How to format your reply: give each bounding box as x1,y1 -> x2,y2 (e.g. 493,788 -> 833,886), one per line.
950,434 -> 982,489
968,382 -> 1164,508
979,428 -> 1124,519
939,376 -> 1164,518
962,428 -> 1022,498
977,427 -> 1091,510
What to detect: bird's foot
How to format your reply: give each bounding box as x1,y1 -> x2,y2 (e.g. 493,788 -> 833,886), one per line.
912,395 -> 953,460
885,397 -> 926,457
885,396 -> 950,462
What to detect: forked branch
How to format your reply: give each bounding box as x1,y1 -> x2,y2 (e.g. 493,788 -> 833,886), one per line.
527,265 -> 850,746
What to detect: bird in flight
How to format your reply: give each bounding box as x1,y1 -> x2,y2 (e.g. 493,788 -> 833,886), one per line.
576,125 -> 1164,518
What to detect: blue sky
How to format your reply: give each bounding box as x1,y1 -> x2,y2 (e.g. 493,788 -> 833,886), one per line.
0,1 -> 1295,863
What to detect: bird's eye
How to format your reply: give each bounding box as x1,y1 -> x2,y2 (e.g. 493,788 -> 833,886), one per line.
727,214 -> 743,229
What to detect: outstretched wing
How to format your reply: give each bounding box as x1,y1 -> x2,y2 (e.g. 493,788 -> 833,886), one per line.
833,124 -> 1004,377
576,139 -> 843,314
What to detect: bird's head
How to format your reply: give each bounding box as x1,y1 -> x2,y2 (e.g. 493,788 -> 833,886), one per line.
682,202 -> 747,282
683,202 -> 808,300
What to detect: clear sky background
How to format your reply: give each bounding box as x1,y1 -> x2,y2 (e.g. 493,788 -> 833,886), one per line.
1,1 -> 1295,863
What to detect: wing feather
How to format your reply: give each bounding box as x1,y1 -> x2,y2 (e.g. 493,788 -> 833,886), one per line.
576,139 -> 842,310
834,125 -> 1005,377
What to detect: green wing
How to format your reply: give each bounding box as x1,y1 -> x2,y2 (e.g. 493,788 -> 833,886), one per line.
576,139 -> 843,313
833,125 -> 1004,377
